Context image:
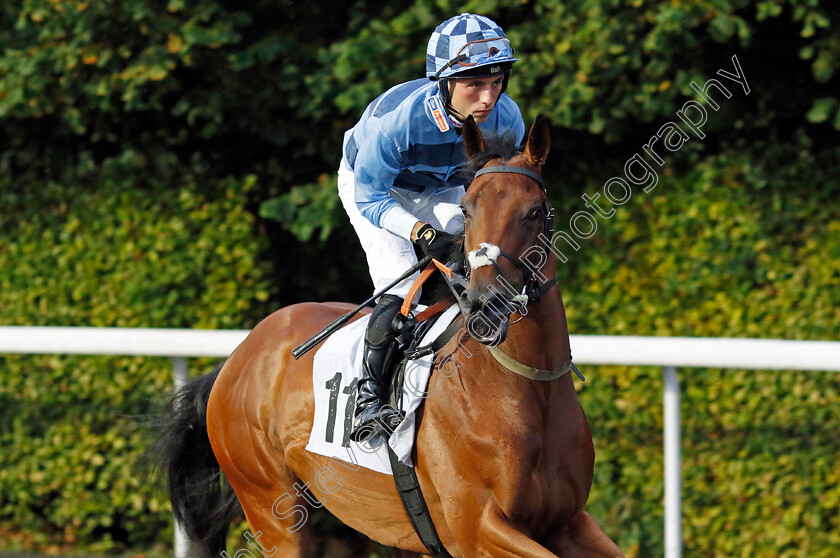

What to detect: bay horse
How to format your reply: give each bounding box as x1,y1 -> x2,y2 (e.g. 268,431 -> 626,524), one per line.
155,116 -> 623,557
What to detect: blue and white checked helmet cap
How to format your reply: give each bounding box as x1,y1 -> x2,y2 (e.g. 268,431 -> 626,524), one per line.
426,13 -> 518,79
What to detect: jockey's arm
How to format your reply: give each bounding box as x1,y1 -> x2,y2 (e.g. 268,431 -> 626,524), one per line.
352,117 -> 425,241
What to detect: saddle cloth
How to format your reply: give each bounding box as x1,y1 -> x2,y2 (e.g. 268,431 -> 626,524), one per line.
305,304 -> 461,474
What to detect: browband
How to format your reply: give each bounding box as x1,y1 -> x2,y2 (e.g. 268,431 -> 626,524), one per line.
473,165 -> 544,191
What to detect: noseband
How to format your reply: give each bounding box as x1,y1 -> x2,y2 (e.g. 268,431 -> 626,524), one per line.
465,164 -> 557,304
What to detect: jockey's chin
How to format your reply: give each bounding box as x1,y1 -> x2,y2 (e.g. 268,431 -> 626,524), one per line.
470,107 -> 494,123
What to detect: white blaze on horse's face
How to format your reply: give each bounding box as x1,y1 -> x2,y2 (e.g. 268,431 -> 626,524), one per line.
467,242 -> 501,271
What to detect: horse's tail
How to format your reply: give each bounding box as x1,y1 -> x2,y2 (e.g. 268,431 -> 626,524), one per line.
153,364 -> 243,557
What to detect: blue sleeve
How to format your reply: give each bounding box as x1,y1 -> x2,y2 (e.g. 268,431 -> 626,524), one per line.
514,112 -> 526,147
478,94 -> 525,148
352,117 -> 404,228
504,95 -> 526,146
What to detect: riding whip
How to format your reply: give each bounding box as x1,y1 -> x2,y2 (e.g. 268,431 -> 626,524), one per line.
291,256 -> 432,359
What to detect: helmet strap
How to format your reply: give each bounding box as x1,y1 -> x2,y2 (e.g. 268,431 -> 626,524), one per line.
438,77 -> 451,106
434,78 -> 462,126
438,73 -> 510,125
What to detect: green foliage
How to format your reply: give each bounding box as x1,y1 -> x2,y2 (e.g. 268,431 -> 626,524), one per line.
560,141 -> 840,556
512,0 -> 839,138
0,166 -> 272,553
259,174 -> 343,242
1,0 -> 838,556
1,0 -> 245,130
0,355 -> 173,553
0,167 -> 270,329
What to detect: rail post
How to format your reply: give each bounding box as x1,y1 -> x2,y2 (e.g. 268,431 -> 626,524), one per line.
171,357 -> 191,558
663,365 -> 682,558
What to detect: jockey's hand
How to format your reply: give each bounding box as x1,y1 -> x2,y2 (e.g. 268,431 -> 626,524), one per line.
413,224 -> 459,261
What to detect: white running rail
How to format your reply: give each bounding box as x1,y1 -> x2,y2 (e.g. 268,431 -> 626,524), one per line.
2,326 -> 839,558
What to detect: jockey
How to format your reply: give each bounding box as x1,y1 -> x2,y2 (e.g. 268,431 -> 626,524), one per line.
338,13 -> 525,442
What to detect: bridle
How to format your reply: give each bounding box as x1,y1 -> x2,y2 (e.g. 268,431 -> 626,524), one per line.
417,161 -> 582,383
462,163 -> 584,381
463,164 -> 557,307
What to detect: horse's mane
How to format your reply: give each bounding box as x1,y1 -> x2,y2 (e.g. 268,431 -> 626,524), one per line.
466,130 -> 520,172
421,130 -> 520,307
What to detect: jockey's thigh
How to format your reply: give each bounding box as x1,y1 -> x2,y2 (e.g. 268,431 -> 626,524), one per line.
337,165 -> 466,299
337,164 -> 418,298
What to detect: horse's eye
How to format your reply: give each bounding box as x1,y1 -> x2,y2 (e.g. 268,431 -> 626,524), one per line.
525,208 -> 542,221
460,205 -> 468,217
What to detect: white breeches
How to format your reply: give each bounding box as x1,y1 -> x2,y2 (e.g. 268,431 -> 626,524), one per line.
337,162 -> 465,298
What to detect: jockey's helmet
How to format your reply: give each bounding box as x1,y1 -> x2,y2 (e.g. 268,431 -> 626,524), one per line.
426,13 -> 518,113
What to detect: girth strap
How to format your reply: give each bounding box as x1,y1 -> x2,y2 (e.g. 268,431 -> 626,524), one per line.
387,448 -> 454,558
387,311 -> 458,558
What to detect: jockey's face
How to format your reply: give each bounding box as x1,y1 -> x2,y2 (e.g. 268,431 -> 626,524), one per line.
448,74 -> 505,123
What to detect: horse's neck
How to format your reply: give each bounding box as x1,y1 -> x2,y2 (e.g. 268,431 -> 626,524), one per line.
468,285 -> 575,423
500,286 -> 571,372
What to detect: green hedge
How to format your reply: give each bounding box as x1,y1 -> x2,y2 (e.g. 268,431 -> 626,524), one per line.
561,142 -> 840,557
1,0 -> 839,556
0,164 -> 273,553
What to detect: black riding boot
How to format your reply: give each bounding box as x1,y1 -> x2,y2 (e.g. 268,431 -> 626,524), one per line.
349,294 -> 406,443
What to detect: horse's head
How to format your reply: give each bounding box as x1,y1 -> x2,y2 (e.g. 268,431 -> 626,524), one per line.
458,115 -> 553,345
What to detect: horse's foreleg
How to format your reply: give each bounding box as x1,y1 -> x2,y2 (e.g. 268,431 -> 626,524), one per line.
543,511 -> 623,558
472,506 -> 559,558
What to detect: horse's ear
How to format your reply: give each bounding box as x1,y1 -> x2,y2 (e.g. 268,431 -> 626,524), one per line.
462,115 -> 485,159
523,114 -> 550,166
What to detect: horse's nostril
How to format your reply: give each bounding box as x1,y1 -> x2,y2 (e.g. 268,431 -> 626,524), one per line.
472,319 -> 491,338
459,291 -> 479,313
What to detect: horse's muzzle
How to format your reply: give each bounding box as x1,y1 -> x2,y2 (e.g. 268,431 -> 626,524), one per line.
459,290 -> 511,346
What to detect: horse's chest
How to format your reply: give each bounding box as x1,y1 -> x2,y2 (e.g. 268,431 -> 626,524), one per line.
491,416 -> 594,525
424,378 -> 593,526
501,449 -> 589,525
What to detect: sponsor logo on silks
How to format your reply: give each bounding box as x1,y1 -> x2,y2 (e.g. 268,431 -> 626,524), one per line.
427,96 -> 450,133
